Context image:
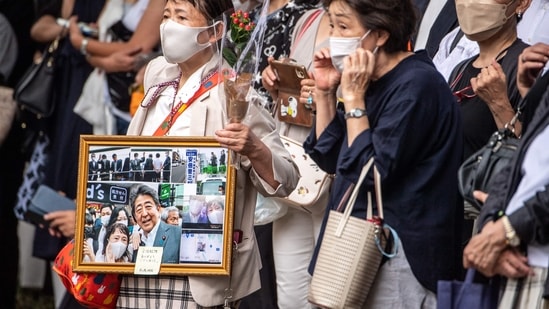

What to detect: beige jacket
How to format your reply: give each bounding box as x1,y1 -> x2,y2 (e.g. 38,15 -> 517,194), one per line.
126,55 -> 299,306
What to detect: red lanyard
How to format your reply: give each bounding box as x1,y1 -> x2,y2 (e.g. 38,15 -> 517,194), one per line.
153,71 -> 220,136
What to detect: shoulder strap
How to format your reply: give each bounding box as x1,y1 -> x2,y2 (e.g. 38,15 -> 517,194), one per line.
292,9 -> 323,52
449,29 -> 464,54
153,71 -> 220,136
448,57 -> 474,88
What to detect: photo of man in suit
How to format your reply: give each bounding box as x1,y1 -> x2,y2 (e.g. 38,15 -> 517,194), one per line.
99,154 -> 111,180
111,154 -> 123,180
130,184 -> 181,264
88,153 -> 99,180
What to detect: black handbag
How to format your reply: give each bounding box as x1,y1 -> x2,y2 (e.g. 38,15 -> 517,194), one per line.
458,128 -> 519,209
14,38 -> 59,117
106,20 -> 135,112
458,104 -> 523,210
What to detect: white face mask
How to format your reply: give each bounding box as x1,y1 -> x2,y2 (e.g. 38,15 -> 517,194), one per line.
101,215 -> 111,226
160,20 -> 215,64
330,30 -> 374,73
119,220 -> 128,226
208,210 -> 224,224
110,241 -> 127,260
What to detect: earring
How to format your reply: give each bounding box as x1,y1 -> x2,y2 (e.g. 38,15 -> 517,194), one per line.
517,10 -> 522,18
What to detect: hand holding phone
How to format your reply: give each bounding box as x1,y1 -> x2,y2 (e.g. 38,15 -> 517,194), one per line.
270,60 -> 314,127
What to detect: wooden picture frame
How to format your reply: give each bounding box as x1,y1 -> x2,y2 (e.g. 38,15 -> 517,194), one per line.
73,135 -> 235,275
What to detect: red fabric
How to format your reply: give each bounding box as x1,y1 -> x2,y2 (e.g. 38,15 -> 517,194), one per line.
52,239 -> 121,309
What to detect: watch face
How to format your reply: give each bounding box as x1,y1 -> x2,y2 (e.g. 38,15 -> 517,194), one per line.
509,234 -> 520,247
345,108 -> 367,119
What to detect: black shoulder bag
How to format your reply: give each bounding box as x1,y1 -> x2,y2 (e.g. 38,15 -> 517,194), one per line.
14,38 -> 59,117
458,105 -> 523,210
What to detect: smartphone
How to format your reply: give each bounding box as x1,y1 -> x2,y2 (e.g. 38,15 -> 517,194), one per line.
270,60 -> 314,127
270,60 -> 310,90
25,184 -> 76,227
56,18 -> 99,38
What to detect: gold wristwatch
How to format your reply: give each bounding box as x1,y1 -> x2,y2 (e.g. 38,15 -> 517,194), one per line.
501,215 -> 520,247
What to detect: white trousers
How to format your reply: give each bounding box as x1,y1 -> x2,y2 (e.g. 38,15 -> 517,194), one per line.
272,206 -> 325,309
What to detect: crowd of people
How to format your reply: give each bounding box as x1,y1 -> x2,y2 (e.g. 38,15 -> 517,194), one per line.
2,0 -> 549,308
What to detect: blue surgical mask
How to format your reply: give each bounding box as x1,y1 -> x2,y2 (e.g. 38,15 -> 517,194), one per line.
329,30 -> 375,73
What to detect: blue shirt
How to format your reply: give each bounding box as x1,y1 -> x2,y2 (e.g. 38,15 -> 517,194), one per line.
304,51 -> 464,292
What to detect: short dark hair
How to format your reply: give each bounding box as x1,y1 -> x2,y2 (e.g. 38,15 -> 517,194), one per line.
100,203 -> 113,212
102,222 -> 131,256
129,184 -> 161,217
170,0 -> 234,24
323,0 -> 417,53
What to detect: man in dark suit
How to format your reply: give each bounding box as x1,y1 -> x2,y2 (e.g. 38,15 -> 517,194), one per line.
130,152 -> 143,181
143,153 -> 154,182
88,153 -> 99,180
162,151 -> 171,182
130,184 -> 181,263
99,154 -> 111,180
412,0 -> 458,57
111,154 -> 123,180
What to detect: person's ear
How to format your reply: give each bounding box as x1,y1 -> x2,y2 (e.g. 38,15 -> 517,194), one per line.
373,29 -> 389,50
516,0 -> 532,17
209,21 -> 225,43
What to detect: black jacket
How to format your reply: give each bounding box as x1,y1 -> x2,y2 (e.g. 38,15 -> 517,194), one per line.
478,72 -> 549,245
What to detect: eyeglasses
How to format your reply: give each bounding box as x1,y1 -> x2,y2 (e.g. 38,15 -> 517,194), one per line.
453,85 -> 477,103
450,70 -> 477,103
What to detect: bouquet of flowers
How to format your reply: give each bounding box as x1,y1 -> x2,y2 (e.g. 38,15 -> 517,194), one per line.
222,10 -> 256,68
219,4 -> 268,124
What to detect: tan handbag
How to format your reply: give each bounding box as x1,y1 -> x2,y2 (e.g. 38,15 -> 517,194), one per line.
308,158 -> 395,309
277,135 -> 333,210
0,86 -> 16,146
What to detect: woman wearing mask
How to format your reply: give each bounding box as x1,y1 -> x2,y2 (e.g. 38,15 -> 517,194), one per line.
303,0 -> 463,306
119,0 -> 299,307
449,0 -> 531,247
261,6 -> 331,307
450,0 -> 532,158
92,222 -> 132,262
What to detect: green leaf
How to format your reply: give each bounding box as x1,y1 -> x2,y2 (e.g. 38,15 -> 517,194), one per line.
222,48 -> 237,67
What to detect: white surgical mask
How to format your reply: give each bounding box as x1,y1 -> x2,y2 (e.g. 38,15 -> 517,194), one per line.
110,241 -> 127,260
208,210 -> 224,224
329,30 -> 373,73
119,220 -> 128,226
160,20 -> 215,64
101,215 -> 110,226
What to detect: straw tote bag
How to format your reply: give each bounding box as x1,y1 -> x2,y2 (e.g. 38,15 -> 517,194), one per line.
308,158 -> 395,309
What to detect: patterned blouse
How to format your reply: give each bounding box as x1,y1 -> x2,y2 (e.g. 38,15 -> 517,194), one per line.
249,0 -> 319,105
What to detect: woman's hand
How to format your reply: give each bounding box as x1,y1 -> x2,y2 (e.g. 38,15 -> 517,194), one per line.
340,48 -> 375,107
215,123 -> 278,189
105,242 -> 115,263
131,230 -> 141,250
44,210 -> 76,238
88,47 -> 143,73
300,79 -> 316,109
463,220 -> 508,274
261,56 -> 279,101
312,48 -> 341,94
68,16 -> 85,52
471,60 -> 509,108
83,240 -> 96,262
471,61 -> 518,131
215,123 -> 263,158
492,248 -> 532,278
517,43 -> 549,97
